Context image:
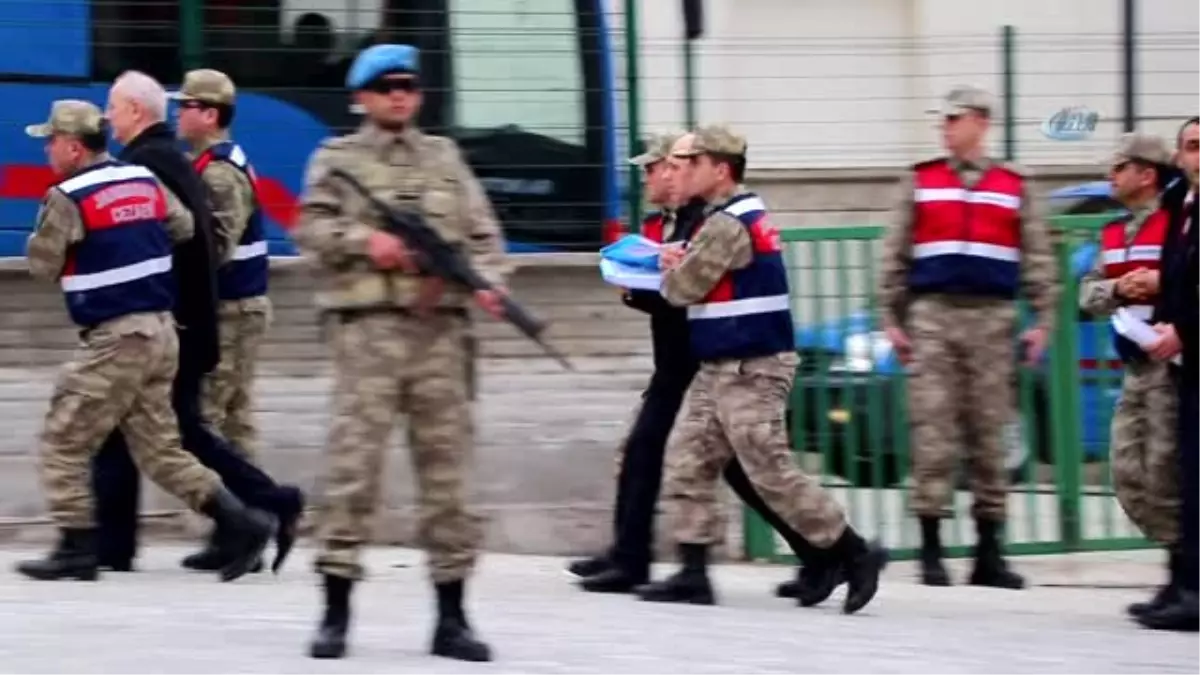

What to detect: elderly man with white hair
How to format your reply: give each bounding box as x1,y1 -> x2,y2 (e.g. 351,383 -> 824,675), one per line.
90,70 -> 305,577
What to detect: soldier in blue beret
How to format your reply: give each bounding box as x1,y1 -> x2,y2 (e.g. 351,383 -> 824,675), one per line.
295,44 -> 511,662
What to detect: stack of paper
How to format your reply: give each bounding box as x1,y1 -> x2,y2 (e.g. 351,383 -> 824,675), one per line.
1111,307 -> 1182,366
599,234 -> 664,291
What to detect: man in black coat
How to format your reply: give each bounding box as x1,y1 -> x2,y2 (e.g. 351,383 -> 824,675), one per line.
1142,116 -> 1199,632
92,70 -> 304,573
569,135 -> 842,606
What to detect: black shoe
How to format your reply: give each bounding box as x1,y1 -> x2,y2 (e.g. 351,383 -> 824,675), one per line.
567,554 -> 611,579
309,574 -> 353,659
968,519 -> 1025,590
272,487 -> 304,573
918,517 -> 951,586
579,567 -> 649,594
199,488 -> 277,582
834,530 -> 889,615
430,580 -> 492,662
16,528 -> 100,581
1136,591 -> 1200,632
635,544 -> 715,605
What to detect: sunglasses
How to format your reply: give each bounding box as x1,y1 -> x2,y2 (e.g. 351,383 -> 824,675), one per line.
364,78 -> 420,94
177,99 -> 215,110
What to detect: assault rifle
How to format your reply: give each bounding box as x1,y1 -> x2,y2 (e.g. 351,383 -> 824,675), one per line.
327,168 -> 573,371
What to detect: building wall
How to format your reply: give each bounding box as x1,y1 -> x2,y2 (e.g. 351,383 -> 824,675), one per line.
614,0 -> 1199,169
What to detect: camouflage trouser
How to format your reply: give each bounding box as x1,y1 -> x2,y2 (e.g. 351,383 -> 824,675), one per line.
40,312 -> 220,528
906,295 -> 1017,522
662,352 -> 847,548
1111,360 -> 1179,544
315,310 -> 480,583
201,300 -> 271,460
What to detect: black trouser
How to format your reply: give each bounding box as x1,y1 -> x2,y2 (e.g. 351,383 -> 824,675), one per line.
91,356 -> 301,565
607,376 -> 819,577
1175,372 -> 1198,592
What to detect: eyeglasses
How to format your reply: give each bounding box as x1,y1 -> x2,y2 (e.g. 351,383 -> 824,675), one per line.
1183,139 -> 1200,152
365,78 -> 419,94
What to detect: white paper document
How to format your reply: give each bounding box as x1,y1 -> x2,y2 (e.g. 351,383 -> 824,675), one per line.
1111,307 -> 1182,366
599,258 -> 662,291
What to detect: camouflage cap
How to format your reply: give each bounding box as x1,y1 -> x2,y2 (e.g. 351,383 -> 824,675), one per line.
672,124 -> 747,157
25,99 -> 105,138
628,132 -> 682,166
927,85 -> 994,117
169,69 -> 236,105
1112,131 -> 1171,166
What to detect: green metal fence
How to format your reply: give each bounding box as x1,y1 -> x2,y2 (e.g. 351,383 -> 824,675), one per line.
743,213 -> 1155,562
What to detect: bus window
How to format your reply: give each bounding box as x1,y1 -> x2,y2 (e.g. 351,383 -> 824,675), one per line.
448,0 -> 584,146
91,0 -> 180,84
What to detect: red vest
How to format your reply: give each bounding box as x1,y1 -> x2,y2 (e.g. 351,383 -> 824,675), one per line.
908,160 -> 1025,298
641,211 -> 666,243
1101,209 -> 1168,321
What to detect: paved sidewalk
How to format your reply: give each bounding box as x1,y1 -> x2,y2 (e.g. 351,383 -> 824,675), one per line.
0,546 -> 1194,674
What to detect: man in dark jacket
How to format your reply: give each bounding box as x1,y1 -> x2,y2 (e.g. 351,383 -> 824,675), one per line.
1141,116 -> 1199,632
91,70 -> 304,573
570,134 -> 842,606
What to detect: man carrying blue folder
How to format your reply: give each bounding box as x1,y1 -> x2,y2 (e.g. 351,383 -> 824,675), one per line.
573,133 -> 841,606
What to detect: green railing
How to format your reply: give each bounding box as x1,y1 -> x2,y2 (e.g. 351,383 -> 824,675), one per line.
743,213 -> 1155,562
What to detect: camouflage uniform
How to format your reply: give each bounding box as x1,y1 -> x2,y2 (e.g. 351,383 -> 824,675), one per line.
878,87 -> 1059,588
639,126 -> 885,616
298,47 -> 510,662
1078,134 -> 1179,545
176,70 -> 273,459
15,101 -> 275,585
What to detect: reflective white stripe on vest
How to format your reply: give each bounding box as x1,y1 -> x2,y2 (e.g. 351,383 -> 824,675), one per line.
911,240 -> 1020,263
228,144 -> 248,168
232,240 -> 268,261
1127,244 -> 1162,262
1103,245 -> 1162,266
724,196 -> 767,217
59,164 -> 156,193
60,255 -> 173,292
687,293 -> 790,320
913,188 -> 1022,210
1124,304 -> 1154,321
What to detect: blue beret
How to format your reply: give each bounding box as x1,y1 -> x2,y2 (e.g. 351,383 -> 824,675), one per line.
346,44 -> 420,90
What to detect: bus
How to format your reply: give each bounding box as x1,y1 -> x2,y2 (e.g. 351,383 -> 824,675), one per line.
0,0 -> 623,256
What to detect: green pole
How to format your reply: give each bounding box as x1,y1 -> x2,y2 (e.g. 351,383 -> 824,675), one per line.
1001,25 -> 1016,161
624,0 -> 643,231
180,0 -> 204,71
683,41 -> 696,128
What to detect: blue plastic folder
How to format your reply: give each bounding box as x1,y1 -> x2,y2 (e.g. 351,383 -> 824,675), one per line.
599,234 -> 664,291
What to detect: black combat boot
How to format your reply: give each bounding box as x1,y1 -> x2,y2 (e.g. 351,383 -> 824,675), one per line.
1128,548 -> 1181,618
831,528 -> 888,615
15,528 -> 100,581
968,518 -> 1025,589
566,554 -> 611,578
1137,590 -> 1200,632
309,574 -> 353,659
635,544 -> 716,605
198,487 -> 276,582
789,550 -> 847,608
919,517 -> 951,586
431,580 -> 493,662
179,529 -> 266,574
